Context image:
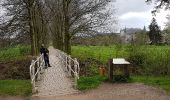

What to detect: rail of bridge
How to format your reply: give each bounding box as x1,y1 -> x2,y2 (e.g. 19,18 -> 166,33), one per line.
29,49 -> 80,93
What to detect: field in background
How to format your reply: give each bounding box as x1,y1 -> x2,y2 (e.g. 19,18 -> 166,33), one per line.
72,45 -> 170,75
72,45 -> 170,91
72,45 -> 170,63
0,45 -> 31,61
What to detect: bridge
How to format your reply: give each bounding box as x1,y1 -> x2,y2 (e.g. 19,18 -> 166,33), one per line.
29,47 -> 80,96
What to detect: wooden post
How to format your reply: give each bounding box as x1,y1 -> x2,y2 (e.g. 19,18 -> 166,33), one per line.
124,64 -> 130,78
30,60 -> 34,80
68,55 -> 71,76
74,58 -> 79,77
32,61 -> 36,93
108,59 -> 113,82
37,59 -> 41,81
65,56 -> 68,72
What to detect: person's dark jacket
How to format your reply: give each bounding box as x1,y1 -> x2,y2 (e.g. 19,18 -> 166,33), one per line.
40,47 -> 49,57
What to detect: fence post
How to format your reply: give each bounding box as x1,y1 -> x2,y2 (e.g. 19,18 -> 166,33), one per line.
31,60 -> 36,93
40,55 -> 45,73
30,60 -> 34,80
65,56 -> 68,72
74,58 -> 78,88
37,58 -> 41,81
68,55 -> 72,76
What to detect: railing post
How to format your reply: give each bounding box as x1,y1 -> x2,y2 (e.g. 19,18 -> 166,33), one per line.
31,60 -> 36,93
74,58 -> 80,88
74,58 -> 80,79
40,55 -> 44,73
30,60 -> 34,80
68,55 -> 72,76
37,58 -> 41,81
65,56 -> 68,72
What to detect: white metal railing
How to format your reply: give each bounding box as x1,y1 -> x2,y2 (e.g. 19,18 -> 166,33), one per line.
29,54 -> 45,92
56,49 -> 80,88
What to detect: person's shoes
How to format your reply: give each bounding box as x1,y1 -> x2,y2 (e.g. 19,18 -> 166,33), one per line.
48,65 -> 52,67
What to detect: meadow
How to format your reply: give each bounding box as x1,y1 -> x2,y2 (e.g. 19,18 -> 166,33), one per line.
72,45 -> 170,75
72,45 -> 170,91
0,45 -> 31,61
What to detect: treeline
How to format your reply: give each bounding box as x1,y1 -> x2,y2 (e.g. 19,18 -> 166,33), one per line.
0,0 -> 116,55
72,33 -> 122,46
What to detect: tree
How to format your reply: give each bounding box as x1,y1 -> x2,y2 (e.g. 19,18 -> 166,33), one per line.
45,0 -> 116,54
1,0 -> 116,55
148,18 -> 162,44
0,0 -> 49,56
146,0 -> 170,14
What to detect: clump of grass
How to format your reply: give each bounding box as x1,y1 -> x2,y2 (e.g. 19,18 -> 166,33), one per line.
0,80 -> 32,96
77,75 -> 107,90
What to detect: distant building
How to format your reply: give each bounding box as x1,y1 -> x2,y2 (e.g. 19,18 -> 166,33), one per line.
120,28 -> 142,43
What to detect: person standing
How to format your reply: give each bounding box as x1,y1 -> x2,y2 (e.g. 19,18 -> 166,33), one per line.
40,44 -> 51,68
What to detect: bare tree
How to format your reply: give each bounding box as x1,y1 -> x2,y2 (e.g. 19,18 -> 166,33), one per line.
146,0 -> 170,13
0,0 -> 49,55
45,0 -> 116,54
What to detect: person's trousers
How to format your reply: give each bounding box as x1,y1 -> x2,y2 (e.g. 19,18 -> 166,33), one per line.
44,55 -> 50,66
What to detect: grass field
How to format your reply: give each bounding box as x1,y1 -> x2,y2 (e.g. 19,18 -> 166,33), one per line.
72,45 -> 170,91
0,80 -> 32,96
72,45 -> 170,75
72,45 -> 128,63
72,45 -> 170,63
0,45 -> 31,61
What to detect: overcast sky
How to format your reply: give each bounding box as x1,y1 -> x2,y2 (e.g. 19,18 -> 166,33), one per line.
0,0 -> 169,31
115,0 -> 170,30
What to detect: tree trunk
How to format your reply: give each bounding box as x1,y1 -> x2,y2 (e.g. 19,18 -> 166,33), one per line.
63,0 -> 71,54
28,4 -> 36,56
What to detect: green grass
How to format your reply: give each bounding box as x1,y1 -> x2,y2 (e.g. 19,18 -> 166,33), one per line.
77,75 -> 107,90
0,45 -> 31,60
0,80 -> 32,96
132,76 -> 170,92
72,45 -> 170,75
72,45 -> 170,63
72,45 -> 129,63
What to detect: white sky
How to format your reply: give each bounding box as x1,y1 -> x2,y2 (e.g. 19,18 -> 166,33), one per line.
115,0 -> 170,30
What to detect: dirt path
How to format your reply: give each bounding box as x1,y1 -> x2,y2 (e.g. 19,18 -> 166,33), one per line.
31,83 -> 170,100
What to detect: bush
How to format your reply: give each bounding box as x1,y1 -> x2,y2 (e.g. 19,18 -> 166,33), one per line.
128,52 -> 146,67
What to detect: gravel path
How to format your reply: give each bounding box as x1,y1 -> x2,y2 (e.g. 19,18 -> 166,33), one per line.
33,47 -> 78,96
32,83 -> 170,100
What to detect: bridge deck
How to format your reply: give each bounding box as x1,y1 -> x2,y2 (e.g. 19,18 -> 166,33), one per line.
34,47 -> 78,96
